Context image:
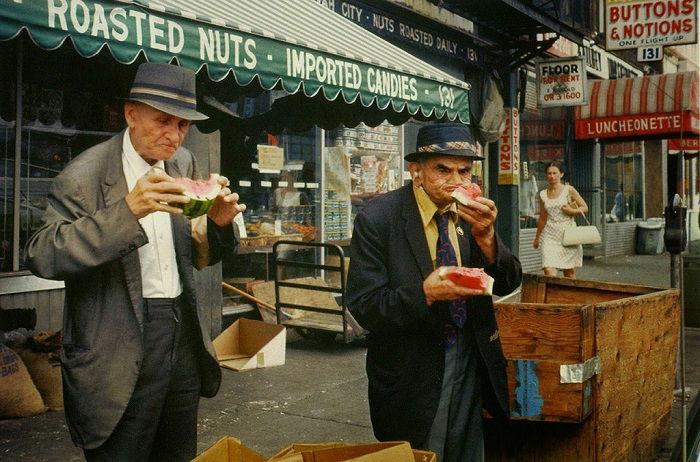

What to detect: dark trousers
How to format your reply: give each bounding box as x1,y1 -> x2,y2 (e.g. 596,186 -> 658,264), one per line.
84,296 -> 202,462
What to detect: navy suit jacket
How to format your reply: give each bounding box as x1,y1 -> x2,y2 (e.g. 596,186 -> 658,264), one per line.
347,184 -> 522,446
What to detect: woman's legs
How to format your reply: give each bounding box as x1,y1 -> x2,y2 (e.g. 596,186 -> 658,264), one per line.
543,267 -> 557,277
563,268 -> 576,278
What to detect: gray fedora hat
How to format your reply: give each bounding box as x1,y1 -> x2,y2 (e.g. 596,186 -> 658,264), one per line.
128,62 -> 208,121
405,123 -> 482,162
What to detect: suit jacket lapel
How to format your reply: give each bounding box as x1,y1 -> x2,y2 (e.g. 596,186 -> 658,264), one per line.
402,186 -> 433,280
457,222 -> 472,267
102,131 -> 144,328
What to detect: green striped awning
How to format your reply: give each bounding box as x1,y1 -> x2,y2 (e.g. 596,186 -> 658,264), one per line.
0,0 -> 470,123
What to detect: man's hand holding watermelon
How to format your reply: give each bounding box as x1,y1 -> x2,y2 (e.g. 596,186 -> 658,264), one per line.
126,169 -> 245,226
205,175 -> 246,227
451,183 -> 498,263
423,266 -> 492,306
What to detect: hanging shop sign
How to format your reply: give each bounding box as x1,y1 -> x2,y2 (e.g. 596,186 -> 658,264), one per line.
521,120 -> 566,141
498,108 -> 520,186
0,0 -> 471,123
537,57 -> 588,107
257,145 -> 285,171
314,0 -> 480,64
605,0 -> 698,50
669,137 -> 700,151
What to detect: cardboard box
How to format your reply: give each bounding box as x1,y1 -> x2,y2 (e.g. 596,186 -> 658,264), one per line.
192,436 -> 265,462
212,318 -> 286,371
269,442 -> 435,462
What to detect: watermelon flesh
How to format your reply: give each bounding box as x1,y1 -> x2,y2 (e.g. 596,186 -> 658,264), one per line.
438,266 -> 494,295
451,183 -> 481,207
173,174 -> 222,218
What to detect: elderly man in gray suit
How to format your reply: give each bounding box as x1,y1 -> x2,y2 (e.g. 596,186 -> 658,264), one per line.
26,62 -> 243,461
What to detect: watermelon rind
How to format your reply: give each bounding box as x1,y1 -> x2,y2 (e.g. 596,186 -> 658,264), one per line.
176,174 -> 222,218
451,188 -> 472,207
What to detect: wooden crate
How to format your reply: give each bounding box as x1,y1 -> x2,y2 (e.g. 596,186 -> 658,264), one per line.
495,301 -> 595,423
486,274 -> 680,462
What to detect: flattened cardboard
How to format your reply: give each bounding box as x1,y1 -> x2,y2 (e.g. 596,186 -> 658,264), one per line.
212,318 -> 286,371
192,436 -> 265,462
269,441 -> 425,462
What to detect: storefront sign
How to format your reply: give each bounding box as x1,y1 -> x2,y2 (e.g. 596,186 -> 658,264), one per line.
314,0 -> 479,64
0,0 -> 471,123
498,108 -> 520,185
605,0 -> 698,50
257,145 -> 285,171
637,45 -> 663,62
525,144 -> 565,161
608,58 -> 641,79
578,42 -> 608,78
575,112 -> 698,139
669,137 -> 700,151
537,57 -> 587,107
521,120 -> 566,141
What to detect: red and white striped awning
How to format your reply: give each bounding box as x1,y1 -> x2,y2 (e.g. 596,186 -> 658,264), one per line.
575,71 -> 699,140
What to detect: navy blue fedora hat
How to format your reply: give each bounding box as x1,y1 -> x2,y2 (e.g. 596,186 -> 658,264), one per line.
128,62 -> 208,121
405,123 -> 481,161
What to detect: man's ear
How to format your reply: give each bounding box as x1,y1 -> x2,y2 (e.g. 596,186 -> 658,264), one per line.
123,101 -> 137,129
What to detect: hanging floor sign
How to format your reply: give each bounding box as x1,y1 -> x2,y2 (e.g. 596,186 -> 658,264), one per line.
537,57 -> 587,107
605,0 -> 698,50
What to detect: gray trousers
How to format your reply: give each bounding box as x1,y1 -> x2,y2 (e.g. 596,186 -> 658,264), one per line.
84,296 -> 202,462
421,326 -> 484,462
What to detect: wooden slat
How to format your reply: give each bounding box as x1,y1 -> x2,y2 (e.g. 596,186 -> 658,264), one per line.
494,303 -> 592,362
485,418 -> 596,461
505,359 -> 592,422
593,290 -> 679,462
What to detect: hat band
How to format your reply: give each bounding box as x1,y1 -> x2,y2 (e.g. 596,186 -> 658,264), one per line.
418,141 -> 477,153
130,86 -> 197,107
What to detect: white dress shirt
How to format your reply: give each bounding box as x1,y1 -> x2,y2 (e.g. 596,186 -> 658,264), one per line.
122,130 -> 183,298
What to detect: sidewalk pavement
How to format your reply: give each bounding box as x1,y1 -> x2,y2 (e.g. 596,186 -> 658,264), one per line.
0,252 -> 697,461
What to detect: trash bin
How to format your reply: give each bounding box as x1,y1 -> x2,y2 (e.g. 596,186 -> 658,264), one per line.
684,255 -> 700,328
636,221 -> 664,254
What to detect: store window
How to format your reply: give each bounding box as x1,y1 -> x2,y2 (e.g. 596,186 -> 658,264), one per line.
604,141 -> 644,222
519,107 -> 567,229
325,121 -> 403,240
0,41 -> 129,273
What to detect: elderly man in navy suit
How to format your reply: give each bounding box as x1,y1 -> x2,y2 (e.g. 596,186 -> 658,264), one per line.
26,62 -> 242,461
347,123 -> 522,462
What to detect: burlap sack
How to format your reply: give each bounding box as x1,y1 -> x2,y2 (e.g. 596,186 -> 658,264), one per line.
11,337 -> 63,411
0,343 -> 46,418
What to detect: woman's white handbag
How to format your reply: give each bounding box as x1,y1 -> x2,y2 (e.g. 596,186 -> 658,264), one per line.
562,206 -> 601,247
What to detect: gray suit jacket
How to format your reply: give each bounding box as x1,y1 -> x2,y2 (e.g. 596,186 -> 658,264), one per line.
26,131 -> 234,449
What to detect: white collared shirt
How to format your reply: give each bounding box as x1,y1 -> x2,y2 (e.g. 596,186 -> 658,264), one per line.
122,130 -> 183,298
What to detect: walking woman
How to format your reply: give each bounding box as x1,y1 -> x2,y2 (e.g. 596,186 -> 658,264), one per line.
533,160 -> 589,278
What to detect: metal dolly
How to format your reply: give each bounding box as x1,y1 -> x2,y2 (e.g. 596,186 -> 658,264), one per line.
271,240 -> 363,343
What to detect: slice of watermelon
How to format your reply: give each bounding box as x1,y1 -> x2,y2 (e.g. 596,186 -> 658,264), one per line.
451,183 -> 481,207
173,174 -> 222,218
438,266 -> 494,295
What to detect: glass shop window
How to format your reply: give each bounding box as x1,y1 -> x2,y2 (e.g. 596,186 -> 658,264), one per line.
604,141 -> 644,222
0,42 -> 128,272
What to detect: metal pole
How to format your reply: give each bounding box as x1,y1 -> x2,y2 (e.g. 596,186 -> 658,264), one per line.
679,253 -> 687,462
12,38 -> 22,271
